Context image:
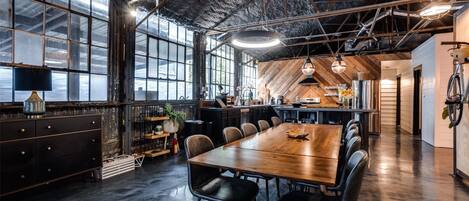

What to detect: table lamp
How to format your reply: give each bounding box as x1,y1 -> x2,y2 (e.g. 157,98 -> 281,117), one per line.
14,68 -> 52,116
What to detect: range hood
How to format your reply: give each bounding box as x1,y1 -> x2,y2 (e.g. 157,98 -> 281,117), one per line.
299,75 -> 319,86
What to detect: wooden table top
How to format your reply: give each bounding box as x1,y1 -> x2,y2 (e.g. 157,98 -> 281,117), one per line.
188,123 -> 343,185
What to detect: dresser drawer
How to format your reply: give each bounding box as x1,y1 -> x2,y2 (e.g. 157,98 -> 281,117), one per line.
0,121 -> 35,141
0,140 -> 35,171
36,130 -> 101,158
1,166 -> 35,194
36,115 -> 101,136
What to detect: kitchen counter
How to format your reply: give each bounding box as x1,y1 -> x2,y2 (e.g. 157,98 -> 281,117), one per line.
275,105 -> 376,113
200,105 -> 273,111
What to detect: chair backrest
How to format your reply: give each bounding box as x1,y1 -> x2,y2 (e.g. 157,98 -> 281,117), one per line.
345,128 -> 359,144
345,119 -> 359,129
184,135 -> 220,190
336,136 -> 362,189
341,150 -> 369,201
223,127 -> 243,144
258,120 -> 271,131
271,116 -> 282,127
346,124 -> 359,133
241,123 -> 258,137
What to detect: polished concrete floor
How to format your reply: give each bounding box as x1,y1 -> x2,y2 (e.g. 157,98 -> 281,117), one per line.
4,126 -> 469,201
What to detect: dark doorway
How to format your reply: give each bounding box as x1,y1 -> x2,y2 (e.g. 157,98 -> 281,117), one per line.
412,67 -> 422,135
396,75 -> 401,126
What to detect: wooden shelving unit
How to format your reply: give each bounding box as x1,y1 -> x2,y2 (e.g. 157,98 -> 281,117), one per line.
144,149 -> 171,158
144,132 -> 170,139
134,115 -> 171,160
144,116 -> 170,122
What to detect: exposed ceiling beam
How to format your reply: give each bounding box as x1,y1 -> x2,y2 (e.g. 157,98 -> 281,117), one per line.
134,0 -> 167,30
210,0 -> 257,29
393,19 -> 431,49
208,0 -> 426,35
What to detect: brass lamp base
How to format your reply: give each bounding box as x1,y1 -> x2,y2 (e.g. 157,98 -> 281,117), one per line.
23,91 -> 46,116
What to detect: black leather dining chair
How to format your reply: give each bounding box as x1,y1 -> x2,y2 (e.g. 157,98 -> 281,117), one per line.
271,116 -> 282,127
280,150 -> 369,201
241,123 -> 258,137
345,119 -> 359,130
223,127 -> 244,144
258,120 -> 271,131
185,135 -> 259,201
344,128 -> 359,144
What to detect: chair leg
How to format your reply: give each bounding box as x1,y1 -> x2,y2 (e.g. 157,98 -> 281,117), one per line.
275,178 -> 280,198
265,179 -> 269,201
256,178 -> 259,183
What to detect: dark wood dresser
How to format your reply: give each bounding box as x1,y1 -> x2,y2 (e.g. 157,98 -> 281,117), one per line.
0,114 -> 102,196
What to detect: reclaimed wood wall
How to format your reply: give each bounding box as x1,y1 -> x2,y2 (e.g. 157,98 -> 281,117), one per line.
258,53 -> 411,104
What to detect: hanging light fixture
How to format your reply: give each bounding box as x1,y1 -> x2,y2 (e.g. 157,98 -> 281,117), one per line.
331,55 -> 347,74
231,30 -> 281,49
299,44 -> 319,86
419,1 -> 452,20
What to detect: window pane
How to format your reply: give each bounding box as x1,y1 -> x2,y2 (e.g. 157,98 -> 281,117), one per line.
149,38 -> 157,57
186,82 -> 192,100
177,81 -> 184,99
14,31 -> 43,65
159,18 -> 168,38
92,19 -> 108,47
158,80 -> 167,100
71,0 -> 90,14
168,43 -> 177,61
45,6 -> 68,39
134,78 -> 146,101
168,81 -> 176,100
91,46 -> 108,74
0,28 -> 12,62
186,47 -> 193,64
71,14 -> 88,43
158,59 -> 167,79
168,22 -> 177,41
69,72 -> 89,101
186,30 -> 193,46
158,40 -> 168,59
47,0 -> 68,8
186,64 -> 193,82
178,26 -> 185,44
0,67 -> 12,102
148,57 -> 157,78
168,61 -> 176,80
148,15 -> 158,35
0,0 -> 12,28
135,32 -> 147,55
134,55 -> 146,78
135,7 -> 147,32
177,63 -> 184,80
15,91 -> 43,102
45,38 -> 68,68
45,71 -> 67,101
147,79 -> 157,100
91,0 -> 109,20
177,45 -> 185,63
15,0 -> 44,34
90,74 -> 107,101
70,42 -> 88,71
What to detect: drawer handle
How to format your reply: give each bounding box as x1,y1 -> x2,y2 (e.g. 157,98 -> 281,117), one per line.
47,168 -> 52,172
19,128 -> 26,133
20,151 -> 26,155
92,157 -> 96,161
91,139 -> 96,143
91,121 -> 96,125
47,146 -> 52,151
47,125 -> 52,129
20,175 -> 25,179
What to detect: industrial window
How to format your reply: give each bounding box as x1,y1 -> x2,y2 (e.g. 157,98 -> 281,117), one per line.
0,0 -> 110,102
241,53 -> 257,99
134,9 -> 194,101
205,37 -> 235,99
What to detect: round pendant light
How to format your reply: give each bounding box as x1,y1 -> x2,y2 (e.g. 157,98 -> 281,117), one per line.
302,43 -> 316,75
419,2 -> 452,20
231,30 -> 281,49
331,55 -> 347,74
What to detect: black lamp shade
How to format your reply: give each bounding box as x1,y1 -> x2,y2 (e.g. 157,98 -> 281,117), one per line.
14,68 -> 52,91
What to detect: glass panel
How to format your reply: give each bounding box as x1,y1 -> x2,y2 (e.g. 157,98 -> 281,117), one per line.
71,0 -> 90,14
45,71 -> 67,101
135,32 -> 147,56
168,42 -> 177,61
177,81 -> 184,99
186,30 -> 193,46
185,82 -> 192,99
90,74 -> 107,101
158,80 -> 167,100
14,31 -> 43,65
134,55 -> 146,78
0,67 -> 12,102
92,18 -> 108,47
168,61 -> 176,80
134,78 -> 146,101
177,45 -> 185,63
158,40 -> 168,59
0,0 -> 12,28
135,7 -> 147,32
177,63 -> 184,80
168,81 -> 176,100
0,28 -> 12,62
168,21 -> 177,41
147,79 -> 157,100
91,0 -> 109,20
178,26 -> 185,44
70,42 -> 88,71
14,0 -> 44,34
69,72 -> 89,101
15,91 -> 43,102
158,59 -> 167,79
45,38 -> 68,68
70,14 -> 88,43
91,46 -> 108,74
186,47 -> 193,64
148,57 -> 157,78
46,5 -> 67,32
186,64 -> 193,82
47,0 -> 69,8
148,15 -> 158,35
159,18 -> 168,38
149,37 -> 157,57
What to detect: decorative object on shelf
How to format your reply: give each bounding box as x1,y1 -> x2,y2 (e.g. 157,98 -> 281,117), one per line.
14,67 -> 52,116
102,155 -> 135,179
331,55 -> 347,74
231,30 -> 281,49
172,133 -> 180,154
163,103 -> 186,133
339,88 -> 353,107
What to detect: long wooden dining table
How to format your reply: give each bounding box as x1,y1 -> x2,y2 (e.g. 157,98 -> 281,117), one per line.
188,123 -> 343,185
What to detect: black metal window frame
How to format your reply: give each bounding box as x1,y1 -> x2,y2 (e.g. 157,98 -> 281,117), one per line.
241,52 -> 257,99
205,37 -> 235,100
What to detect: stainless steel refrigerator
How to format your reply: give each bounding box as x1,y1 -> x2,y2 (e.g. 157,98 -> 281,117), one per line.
352,80 -> 380,134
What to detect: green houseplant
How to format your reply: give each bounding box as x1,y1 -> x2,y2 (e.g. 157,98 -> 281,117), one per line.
163,103 -> 186,133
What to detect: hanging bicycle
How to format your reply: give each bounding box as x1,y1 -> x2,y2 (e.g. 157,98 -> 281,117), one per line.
442,41 -> 469,127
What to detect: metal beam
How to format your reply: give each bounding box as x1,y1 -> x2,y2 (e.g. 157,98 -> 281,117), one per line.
209,0 -> 425,34
393,19 -> 429,49
134,0 -> 167,30
368,8 -> 382,37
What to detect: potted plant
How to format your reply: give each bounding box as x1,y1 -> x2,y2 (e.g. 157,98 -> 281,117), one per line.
163,103 -> 186,133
